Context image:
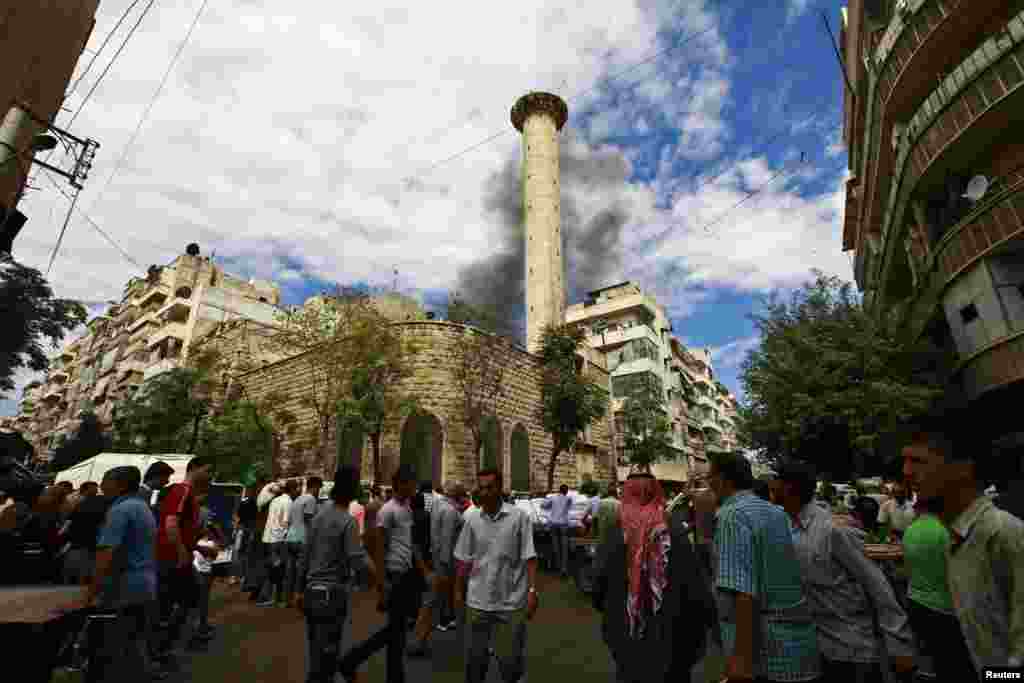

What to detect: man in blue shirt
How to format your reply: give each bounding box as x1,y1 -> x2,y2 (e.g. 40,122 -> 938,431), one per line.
541,485 -> 573,577
75,465 -> 158,682
709,452 -> 821,683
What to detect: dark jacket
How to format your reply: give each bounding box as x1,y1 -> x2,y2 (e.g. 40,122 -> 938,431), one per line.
593,519 -> 715,683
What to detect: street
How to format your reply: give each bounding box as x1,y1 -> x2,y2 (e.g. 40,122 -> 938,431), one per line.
170,570 -> 724,683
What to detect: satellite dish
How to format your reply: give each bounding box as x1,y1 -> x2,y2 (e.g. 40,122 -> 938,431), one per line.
963,175 -> 989,202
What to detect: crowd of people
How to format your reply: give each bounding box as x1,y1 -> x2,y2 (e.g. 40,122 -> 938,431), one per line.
7,410 -> 1020,683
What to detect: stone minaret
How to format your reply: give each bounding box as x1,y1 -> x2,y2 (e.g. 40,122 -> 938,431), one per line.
512,92 -> 568,353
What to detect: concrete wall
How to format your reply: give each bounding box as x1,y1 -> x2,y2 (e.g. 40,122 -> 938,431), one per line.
235,321 -> 615,492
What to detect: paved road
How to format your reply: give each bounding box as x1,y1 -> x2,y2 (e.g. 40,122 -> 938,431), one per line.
173,571 -> 723,683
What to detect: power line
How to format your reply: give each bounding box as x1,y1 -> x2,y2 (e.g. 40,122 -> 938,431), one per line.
91,0 -> 210,210
66,0 -> 159,131
63,0 -> 146,107
400,21 -> 720,187
46,187 -> 82,275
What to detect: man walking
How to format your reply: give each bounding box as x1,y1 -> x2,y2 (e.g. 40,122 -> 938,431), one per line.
455,467 -> 539,683
902,416 -> 1024,673
409,480 -> 466,651
155,456 -> 213,665
299,465 -> 377,683
541,484 -> 572,578
776,462 -> 916,683
708,452 -> 820,683
260,479 -> 297,607
339,465 -> 428,683
285,477 -> 322,607
74,466 -> 158,682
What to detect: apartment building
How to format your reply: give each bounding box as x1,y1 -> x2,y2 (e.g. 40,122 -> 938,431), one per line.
15,245 -> 282,461
841,1 -> 1024,438
565,281 -> 740,484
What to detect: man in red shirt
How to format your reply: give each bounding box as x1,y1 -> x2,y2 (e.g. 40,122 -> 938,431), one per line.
154,456 -> 214,664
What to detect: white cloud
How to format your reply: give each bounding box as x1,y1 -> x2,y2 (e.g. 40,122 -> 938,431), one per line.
7,0 -> 850,399
786,0 -> 813,22
710,335 -> 761,370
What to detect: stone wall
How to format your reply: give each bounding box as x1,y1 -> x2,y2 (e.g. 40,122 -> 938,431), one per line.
234,321 -> 615,491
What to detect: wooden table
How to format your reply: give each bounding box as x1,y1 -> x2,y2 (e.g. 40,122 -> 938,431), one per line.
0,585 -> 88,683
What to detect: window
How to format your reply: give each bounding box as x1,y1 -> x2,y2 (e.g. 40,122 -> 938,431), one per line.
611,371 -> 663,399
960,303 -> 980,324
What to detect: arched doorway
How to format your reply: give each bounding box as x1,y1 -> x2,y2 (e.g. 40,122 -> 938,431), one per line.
510,424 -> 530,492
337,418 -> 364,472
400,412 -> 443,487
480,416 -> 503,477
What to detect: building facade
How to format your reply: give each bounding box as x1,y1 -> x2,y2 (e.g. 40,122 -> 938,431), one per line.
233,320 -> 616,492
565,281 -> 740,484
13,246 -> 281,461
841,1 -> 1024,433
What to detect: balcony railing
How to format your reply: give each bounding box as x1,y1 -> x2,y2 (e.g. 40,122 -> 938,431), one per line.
958,329 -> 1024,400
147,322 -> 189,349
877,15 -> 1024,295
586,323 -> 660,350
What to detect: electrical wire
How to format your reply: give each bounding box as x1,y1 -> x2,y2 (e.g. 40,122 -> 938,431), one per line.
66,0 -> 159,131
90,0 -> 210,210
46,187 -> 82,275
63,0 -> 146,107
400,21 -> 720,186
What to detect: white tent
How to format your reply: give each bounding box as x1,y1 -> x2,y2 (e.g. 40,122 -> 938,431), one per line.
55,453 -> 194,490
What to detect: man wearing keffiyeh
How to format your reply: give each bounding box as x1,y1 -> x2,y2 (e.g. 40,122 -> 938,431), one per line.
593,472 -> 715,683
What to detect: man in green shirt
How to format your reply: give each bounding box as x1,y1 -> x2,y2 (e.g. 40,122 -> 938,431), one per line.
899,498 -> 974,683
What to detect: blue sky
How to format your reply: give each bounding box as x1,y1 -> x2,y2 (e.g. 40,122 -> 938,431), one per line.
6,0 -> 854,414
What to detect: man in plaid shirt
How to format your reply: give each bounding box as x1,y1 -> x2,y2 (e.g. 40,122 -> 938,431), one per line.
709,452 -> 821,683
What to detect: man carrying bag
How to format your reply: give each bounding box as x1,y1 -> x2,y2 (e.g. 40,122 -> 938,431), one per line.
298,465 -> 377,683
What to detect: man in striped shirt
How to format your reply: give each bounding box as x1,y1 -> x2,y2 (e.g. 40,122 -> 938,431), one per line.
709,452 -> 821,683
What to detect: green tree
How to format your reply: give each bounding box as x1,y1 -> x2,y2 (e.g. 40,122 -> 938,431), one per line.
338,318 -> 420,485
264,286 -> 382,472
536,324 -> 610,492
50,412 -> 109,471
1,254 -> 87,397
619,376 -> 675,473
739,270 -> 955,480
197,392 -> 296,483
111,350 -> 219,453
446,297 -> 507,464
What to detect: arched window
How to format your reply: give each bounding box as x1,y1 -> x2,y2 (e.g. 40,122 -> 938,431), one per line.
510,424 -> 530,493
400,412 -> 443,487
480,416 -> 503,475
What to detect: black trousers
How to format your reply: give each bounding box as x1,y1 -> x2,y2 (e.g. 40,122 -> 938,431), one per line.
338,569 -> 418,683
906,598 -> 979,683
157,563 -> 198,654
304,583 -> 349,683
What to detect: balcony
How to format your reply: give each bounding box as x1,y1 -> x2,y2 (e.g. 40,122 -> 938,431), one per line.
585,323 -> 661,351
128,310 -> 159,334
136,284 -> 170,308
50,368 -> 69,382
143,358 -> 180,382
157,297 -> 192,323
147,322 -> 188,349
878,17 -> 1024,304
959,329 -> 1024,400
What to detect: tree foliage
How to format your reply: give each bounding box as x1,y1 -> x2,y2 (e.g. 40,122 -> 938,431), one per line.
536,324 -> 610,492
1,254 -> 87,397
338,315 -> 420,484
445,297 -> 507,462
264,287 -> 383,471
619,376 -> 676,473
197,393 -> 296,483
111,349 -> 220,454
739,270 -> 955,480
50,412 -> 109,472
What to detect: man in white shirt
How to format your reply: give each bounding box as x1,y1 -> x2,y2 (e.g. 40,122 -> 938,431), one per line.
541,485 -> 573,577
877,481 -> 916,540
259,480 -> 297,607
455,467 -> 539,683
